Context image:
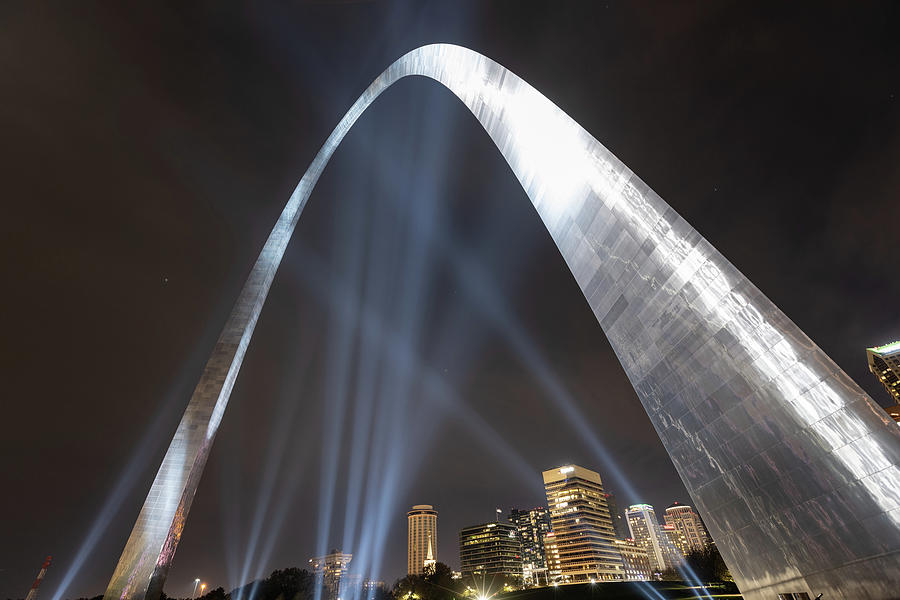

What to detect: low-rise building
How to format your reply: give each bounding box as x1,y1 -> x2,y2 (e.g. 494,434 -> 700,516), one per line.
613,539 -> 652,581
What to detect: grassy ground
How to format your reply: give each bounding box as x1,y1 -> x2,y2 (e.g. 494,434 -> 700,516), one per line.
498,581 -> 741,600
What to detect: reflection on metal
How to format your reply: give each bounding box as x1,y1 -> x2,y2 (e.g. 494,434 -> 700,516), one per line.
103,44 -> 900,600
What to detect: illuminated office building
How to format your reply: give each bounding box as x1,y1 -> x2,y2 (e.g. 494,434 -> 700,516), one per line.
408,505 -> 438,576
542,531 -> 562,582
459,521 -> 523,581
664,503 -> 710,552
509,507 -> 551,585
626,504 -> 672,573
543,465 -> 623,582
867,341 -> 900,405
613,539 -> 652,581
309,550 -> 352,600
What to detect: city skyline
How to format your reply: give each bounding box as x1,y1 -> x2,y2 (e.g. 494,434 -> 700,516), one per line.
169,456 -> 707,595
306,461 -> 706,586
2,3 -> 899,600
141,463 -> 701,597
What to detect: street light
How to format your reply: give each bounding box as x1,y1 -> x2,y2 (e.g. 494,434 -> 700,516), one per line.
200,583 -> 207,597
193,579 -> 201,598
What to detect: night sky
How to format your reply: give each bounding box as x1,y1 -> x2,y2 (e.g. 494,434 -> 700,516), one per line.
2,2 -> 899,599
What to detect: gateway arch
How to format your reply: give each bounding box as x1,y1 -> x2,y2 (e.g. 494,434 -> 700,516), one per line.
103,44 -> 900,600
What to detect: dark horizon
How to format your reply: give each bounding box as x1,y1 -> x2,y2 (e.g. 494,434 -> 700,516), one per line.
1,2 -> 898,599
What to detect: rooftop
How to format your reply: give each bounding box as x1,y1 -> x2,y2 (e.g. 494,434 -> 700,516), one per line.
868,340 -> 900,354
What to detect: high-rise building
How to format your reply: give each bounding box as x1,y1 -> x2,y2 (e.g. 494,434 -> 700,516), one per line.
509,507 -> 551,585
459,521 -> 523,581
625,504 -> 673,573
867,341 -> 900,404
309,550 -> 353,600
663,503 -> 711,552
542,465 -> 624,582
613,539 -> 652,581
661,524 -> 688,564
408,504 -> 438,576
604,493 -> 629,540
884,404 -> 900,424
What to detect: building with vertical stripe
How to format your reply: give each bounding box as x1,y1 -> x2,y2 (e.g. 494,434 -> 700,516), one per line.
408,504 -> 438,576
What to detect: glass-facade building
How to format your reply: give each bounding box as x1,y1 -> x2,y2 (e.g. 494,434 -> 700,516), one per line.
625,504 -> 675,573
604,493 -> 629,541
509,507 -> 551,585
459,522 -> 523,581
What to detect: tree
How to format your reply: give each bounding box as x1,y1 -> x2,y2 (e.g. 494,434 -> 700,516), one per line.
228,568 -> 315,600
658,568 -> 680,581
197,587 -> 227,600
264,568 -> 316,600
392,563 -> 462,600
683,545 -> 732,583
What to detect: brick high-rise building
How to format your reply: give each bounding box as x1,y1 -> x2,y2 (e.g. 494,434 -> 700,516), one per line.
663,503 -> 710,553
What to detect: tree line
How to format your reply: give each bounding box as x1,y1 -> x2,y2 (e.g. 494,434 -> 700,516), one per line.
52,549 -> 733,600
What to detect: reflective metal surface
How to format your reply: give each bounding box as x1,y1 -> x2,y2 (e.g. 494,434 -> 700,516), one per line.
104,44 -> 900,600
